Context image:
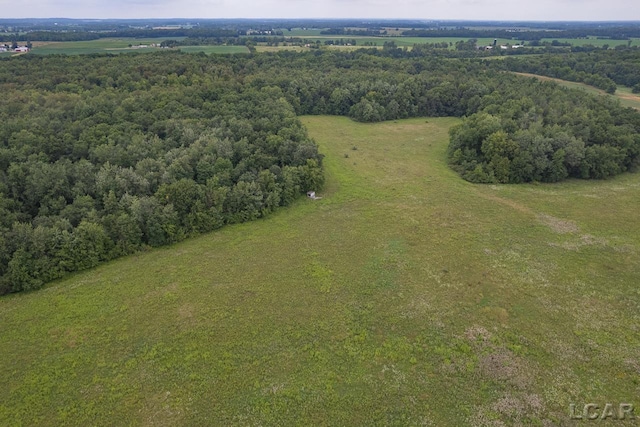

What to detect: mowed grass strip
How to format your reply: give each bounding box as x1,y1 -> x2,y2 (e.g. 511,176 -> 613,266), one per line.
0,116 -> 638,425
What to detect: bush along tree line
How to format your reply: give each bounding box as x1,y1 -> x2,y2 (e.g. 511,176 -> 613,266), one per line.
1,49 -> 640,293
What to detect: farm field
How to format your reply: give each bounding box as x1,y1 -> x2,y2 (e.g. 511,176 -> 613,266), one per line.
513,72 -> 640,110
26,38 -> 181,55
14,34 -> 640,57
20,39 -> 250,56
539,37 -> 640,47
1,116 -> 639,425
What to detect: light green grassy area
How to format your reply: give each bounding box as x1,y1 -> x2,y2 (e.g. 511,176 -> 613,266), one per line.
615,86 -> 640,110
28,38 -> 183,55
513,72 -> 640,110
177,45 -> 250,54
539,37 -> 640,47
1,116 -> 639,425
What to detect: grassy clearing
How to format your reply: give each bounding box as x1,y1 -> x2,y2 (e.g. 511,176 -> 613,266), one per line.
512,72 -> 640,110
1,116 -> 639,425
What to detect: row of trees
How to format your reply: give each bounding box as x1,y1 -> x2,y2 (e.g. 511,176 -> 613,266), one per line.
403,26 -> 640,40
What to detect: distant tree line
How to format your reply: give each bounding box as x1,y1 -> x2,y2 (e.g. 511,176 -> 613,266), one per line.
320,28 -> 384,36
0,28 -> 244,43
402,26 -> 640,40
497,50 -> 640,92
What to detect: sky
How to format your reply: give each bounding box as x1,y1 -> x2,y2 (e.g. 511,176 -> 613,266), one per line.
2,0 -> 639,21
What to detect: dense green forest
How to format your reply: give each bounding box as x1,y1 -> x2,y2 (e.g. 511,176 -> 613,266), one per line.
0,53 -> 324,294
498,50 -> 640,93
1,48 -> 640,293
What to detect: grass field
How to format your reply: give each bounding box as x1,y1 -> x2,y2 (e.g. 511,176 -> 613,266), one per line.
513,72 -> 640,110
22,38 -> 184,55
1,116 -> 639,425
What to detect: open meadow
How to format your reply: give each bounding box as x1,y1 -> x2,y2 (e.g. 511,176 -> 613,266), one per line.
1,116 -> 639,425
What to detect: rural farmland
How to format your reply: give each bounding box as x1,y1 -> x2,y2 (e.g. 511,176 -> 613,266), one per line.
1,16 -> 640,426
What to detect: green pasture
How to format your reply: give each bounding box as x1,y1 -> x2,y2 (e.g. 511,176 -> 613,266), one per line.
1,116 -> 639,425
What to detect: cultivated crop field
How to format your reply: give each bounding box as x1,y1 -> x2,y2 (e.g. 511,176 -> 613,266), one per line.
1,116 -> 639,425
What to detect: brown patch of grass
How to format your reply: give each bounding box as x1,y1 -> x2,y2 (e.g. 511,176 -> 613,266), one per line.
537,213 -> 579,234
550,233 -> 609,251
